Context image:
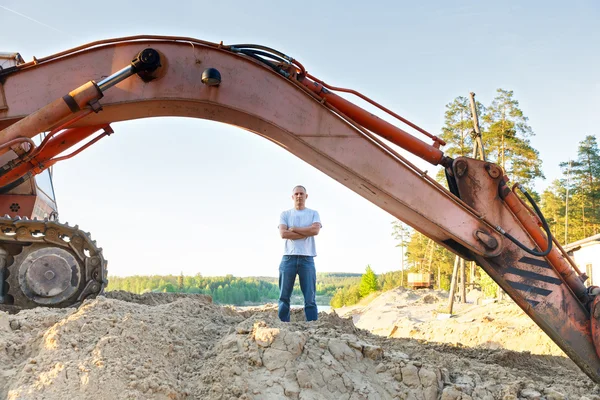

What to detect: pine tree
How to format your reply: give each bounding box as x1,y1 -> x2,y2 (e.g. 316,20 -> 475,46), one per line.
391,220 -> 411,286
560,136 -> 600,237
435,96 -> 486,183
440,96 -> 485,158
483,89 -> 544,186
540,180 -> 568,243
359,265 -> 379,297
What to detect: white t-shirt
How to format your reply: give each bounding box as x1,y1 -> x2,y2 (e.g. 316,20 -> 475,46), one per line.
279,208 -> 322,256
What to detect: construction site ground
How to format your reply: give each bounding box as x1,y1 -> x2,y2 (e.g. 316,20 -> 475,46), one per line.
1,288 -> 599,399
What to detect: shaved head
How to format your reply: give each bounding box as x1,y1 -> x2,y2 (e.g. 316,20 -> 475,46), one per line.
291,185 -> 308,210
292,185 -> 306,193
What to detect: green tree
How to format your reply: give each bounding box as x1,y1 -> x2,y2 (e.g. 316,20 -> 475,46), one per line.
479,270 -> 498,298
177,272 -> 184,292
391,220 -> 411,287
439,96 -> 486,158
345,286 -> 361,305
163,282 -> 176,293
483,89 -> 543,186
330,288 -> 346,308
560,135 -> 600,239
379,270 -> 404,291
359,265 -> 379,297
541,179 -> 568,243
435,96 -> 485,183
405,231 -> 429,271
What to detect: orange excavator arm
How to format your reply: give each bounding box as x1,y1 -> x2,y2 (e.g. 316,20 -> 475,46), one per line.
1,35 -> 599,382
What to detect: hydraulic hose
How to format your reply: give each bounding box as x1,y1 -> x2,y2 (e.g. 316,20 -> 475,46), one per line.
500,184 -> 553,257
238,49 -> 288,65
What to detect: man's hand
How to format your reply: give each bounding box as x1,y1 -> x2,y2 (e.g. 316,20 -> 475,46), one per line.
279,224 -> 306,239
289,223 -> 321,237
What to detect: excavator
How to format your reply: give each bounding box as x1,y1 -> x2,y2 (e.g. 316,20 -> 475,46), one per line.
0,35 -> 599,382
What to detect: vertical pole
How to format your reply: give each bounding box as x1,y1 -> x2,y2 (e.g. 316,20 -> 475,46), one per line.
0,247 -> 7,304
470,261 -> 475,284
460,258 -> 467,303
469,91 -> 502,300
447,256 -> 460,314
469,92 -> 486,162
565,160 -> 571,244
400,229 -> 404,287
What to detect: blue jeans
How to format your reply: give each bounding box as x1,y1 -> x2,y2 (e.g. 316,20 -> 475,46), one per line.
278,255 -> 318,322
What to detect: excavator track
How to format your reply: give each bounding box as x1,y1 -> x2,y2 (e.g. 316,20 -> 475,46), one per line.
0,216 -> 107,312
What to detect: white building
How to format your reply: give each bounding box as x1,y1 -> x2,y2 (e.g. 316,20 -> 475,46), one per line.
564,234 -> 600,286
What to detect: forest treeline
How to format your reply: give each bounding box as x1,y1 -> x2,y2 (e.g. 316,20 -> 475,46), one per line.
106,269 -> 398,309
106,272 -> 362,306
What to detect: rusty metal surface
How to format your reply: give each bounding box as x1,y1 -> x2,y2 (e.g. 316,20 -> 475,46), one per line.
0,217 -> 106,309
476,253 -> 600,383
13,245 -> 80,305
0,194 -> 36,217
0,83 -> 7,112
591,297 -> 600,360
454,157 -> 600,383
0,38 -> 501,258
299,77 -> 445,165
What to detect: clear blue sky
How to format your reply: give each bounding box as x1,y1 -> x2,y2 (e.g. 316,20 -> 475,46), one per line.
1,1 -> 598,277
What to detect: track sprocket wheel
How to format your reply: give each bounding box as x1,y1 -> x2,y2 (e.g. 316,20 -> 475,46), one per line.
0,217 -> 107,309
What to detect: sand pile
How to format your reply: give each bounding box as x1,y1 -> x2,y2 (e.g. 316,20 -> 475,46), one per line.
1,291 -> 599,399
337,288 -> 567,356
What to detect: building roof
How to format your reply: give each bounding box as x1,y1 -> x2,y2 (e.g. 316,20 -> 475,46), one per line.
563,233 -> 600,253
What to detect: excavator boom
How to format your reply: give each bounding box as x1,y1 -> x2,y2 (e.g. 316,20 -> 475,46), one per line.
0,35 -> 599,382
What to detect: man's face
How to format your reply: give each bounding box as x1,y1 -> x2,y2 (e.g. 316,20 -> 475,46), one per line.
292,187 -> 307,209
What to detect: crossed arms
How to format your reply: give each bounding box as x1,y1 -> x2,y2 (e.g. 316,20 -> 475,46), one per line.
279,223 -> 321,239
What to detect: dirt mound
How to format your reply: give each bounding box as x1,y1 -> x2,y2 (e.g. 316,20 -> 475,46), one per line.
1,293 -> 599,399
420,294 -> 439,304
337,289 -> 570,356
104,290 -> 213,305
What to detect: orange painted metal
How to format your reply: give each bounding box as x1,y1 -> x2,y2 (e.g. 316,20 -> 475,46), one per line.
0,194 -> 56,219
48,130 -> 111,164
0,194 -> 35,218
0,82 -> 101,157
592,297 -> 600,359
0,125 -> 107,188
299,77 -> 446,166
28,109 -> 94,159
0,38 -> 496,259
453,157 -> 600,382
500,180 -> 588,301
305,73 -> 446,148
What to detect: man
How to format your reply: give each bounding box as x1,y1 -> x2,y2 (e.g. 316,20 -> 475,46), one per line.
278,185 -> 322,322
